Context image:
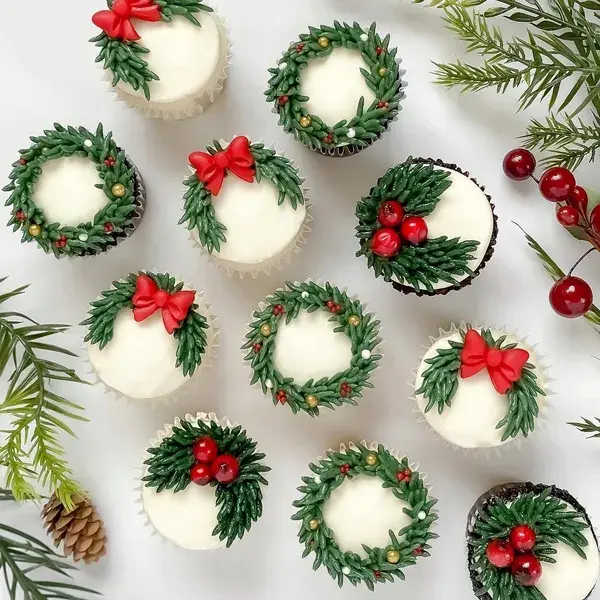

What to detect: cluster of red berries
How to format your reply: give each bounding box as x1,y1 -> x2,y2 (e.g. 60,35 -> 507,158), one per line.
339,463 -> 351,475
395,468 -> 412,483
252,342 -> 262,354
15,210 -> 26,222
272,304 -> 285,316
340,382 -> 352,397
103,222 -> 114,233
104,156 -> 116,167
326,300 -> 342,314
503,148 -> 594,319
189,436 -> 240,486
276,390 -> 287,404
53,235 -> 68,249
486,525 -> 541,587
370,200 -> 428,258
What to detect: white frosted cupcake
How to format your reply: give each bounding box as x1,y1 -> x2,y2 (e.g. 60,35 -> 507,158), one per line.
83,271 -> 217,401
141,413 -> 270,549
243,281 -> 383,415
181,136 -> 310,277
413,324 -> 548,451
467,482 -> 599,600
91,0 -> 229,119
292,442 -> 437,589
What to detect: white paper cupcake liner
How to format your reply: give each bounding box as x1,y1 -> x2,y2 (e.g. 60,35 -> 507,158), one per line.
242,279 -> 384,414
100,13 -> 231,121
409,322 -> 553,457
185,137 -> 312,278
83,271 -> 219,405
136,412 -> 236,551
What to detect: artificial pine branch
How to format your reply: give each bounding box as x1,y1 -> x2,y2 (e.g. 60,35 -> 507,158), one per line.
569,417 -> 600,438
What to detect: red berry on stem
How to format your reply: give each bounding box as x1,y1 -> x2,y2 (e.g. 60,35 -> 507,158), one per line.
539,167 -> 576,202
510,525 -> 536,552
486,539 -> 515,569
549,276 -> 593,318
401,216 -> 428,244
211,454 -> 240,484
570,186 -> 588,214
511,553 -> 542,587
556,206 -> 579,227
190,463 -> 212,486
591,205 -> 600,235
371,228 -> 401,258
503,149 -> 536,181
192,437 -> 219,463
378,200 -> 404,227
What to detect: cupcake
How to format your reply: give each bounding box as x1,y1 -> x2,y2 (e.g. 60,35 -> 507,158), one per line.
90,0 -> 229,119
83,271 -> 217,400
243,281 -> 382,415
356,158 -> 497,295
413,324 -> 547,450
292,442 -> 437,589
467,482 -> 599,600
265,22 -> 405,157
180,136 -> 310,277
4,123 -> 145,258
141,412 -> 270,549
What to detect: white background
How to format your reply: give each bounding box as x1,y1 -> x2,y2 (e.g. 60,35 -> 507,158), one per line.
1,1 -> 600,599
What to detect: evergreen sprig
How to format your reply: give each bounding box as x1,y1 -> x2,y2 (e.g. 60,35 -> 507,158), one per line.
143,417 -> 270,547
155,0 -> 212,25
0,278 -> 87,510
569,417 -> 600,438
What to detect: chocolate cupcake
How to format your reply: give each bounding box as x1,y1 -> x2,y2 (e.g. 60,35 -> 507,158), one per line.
356,158 -> 497,295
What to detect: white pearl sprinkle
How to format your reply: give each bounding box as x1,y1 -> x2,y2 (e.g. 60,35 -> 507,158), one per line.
78,233 -> 89,242
279,62 -> 288,70
342,567 -> 351,575
265,379 -> 273,389
360,34 -> 368,42
347,128 -> 356,139
314,476 -> 321,484
301,291 -> 309,299
418,511 -> 427,521
83,140 -> 93,148
361,349 -> 372,360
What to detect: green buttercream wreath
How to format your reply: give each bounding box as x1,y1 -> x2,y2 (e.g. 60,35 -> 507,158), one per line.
242,281 -> 382,416
292,443 -> 438,590
415,326 -> 545,441
3,124 -> 142,258
265,22 -> 405,151
82,271 -> 209,377
356,159 -> 485,294
143,415 -> 270,547
179,140 -> 305,254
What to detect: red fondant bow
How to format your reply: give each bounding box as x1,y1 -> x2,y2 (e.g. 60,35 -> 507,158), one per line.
189,136 -> 255,196
92,0 -> 161,41
132,274 -> 195,334
460,329 -> 530,395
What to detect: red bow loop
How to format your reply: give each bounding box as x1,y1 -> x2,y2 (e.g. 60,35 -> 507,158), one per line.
189,136 -> 255,196
132,274 -> 196,334
92,0 -> 161,41
459,329 -> 529,395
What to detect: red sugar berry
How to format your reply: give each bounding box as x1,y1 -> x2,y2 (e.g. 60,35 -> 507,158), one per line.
190,463 -> 213,486
377,200 -> 404,228
371,227 -> 401,258
509,525 -> 536,553
192,437 -> 219,464
486,539 -> 515,569
211,454 -> 240,484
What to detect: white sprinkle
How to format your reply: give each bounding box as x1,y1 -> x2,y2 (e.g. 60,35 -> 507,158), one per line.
342,567 -> 351,575
83,140 -> 93,148
301,291 -> 309,299
78,233 -> 89,242
314,476 -> 321,484
418,511 -> 427,520
360,34 -> 368,42
265,379 -> 273,389
346,128 -> 356,139
279,62 -> 288,70
361,349 -> 371,360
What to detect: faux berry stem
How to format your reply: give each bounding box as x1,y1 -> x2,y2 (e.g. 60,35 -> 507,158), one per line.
568,247 -> 597,276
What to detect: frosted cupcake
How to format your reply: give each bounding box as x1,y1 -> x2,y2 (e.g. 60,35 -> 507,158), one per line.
141,413 -> 270,549
356,158 -> 497,295
91,0 -> 229,119
181,136 -> 310,276
467,482 -> 599,600
83,271 -> 217,401
293,442 -> 437,589
4,124 -> 145,258
414,324 -> 547,451
243,281 -> 382,415
266,22 -> 405,157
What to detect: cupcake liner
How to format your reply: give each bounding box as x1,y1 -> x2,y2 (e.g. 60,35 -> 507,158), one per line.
243,279 -> 384,413
466,482 -> 599,600
410,322 -> 552,456
185,138 -> 312,278
389,157 -> 498,297
136,412 -> 236,551
84,272 -> 219,405
101,13 -> 231,121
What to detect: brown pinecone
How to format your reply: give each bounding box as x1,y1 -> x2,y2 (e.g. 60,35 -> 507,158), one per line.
41,493 -> 107,564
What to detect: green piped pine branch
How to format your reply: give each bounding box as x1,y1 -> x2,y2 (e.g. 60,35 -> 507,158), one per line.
155,0 -> 212,25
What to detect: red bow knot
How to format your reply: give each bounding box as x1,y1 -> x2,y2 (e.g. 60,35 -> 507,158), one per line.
189,136 -> 255,196
132,274 -> 195,334
92,0 -> 161,41
460,329 -> 529,395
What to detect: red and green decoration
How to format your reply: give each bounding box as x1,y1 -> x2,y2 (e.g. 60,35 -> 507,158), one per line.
82,271 -> 209,376
90,0 -> 212,100
356,159 -> 487,295
242,281 -> 382,416
143,416 -> 270,547
469,484 -> 593,600
292,443 -> 437,590
416,327 -> 544,441
180,136 -> 305,253
265,22 -> 405,151
4,123 -> 142,257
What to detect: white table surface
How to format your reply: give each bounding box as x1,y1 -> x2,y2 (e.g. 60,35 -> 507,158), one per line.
1,1 -> 600,599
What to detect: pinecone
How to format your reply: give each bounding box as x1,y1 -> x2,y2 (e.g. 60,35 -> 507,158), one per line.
41,493 -> 107,564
